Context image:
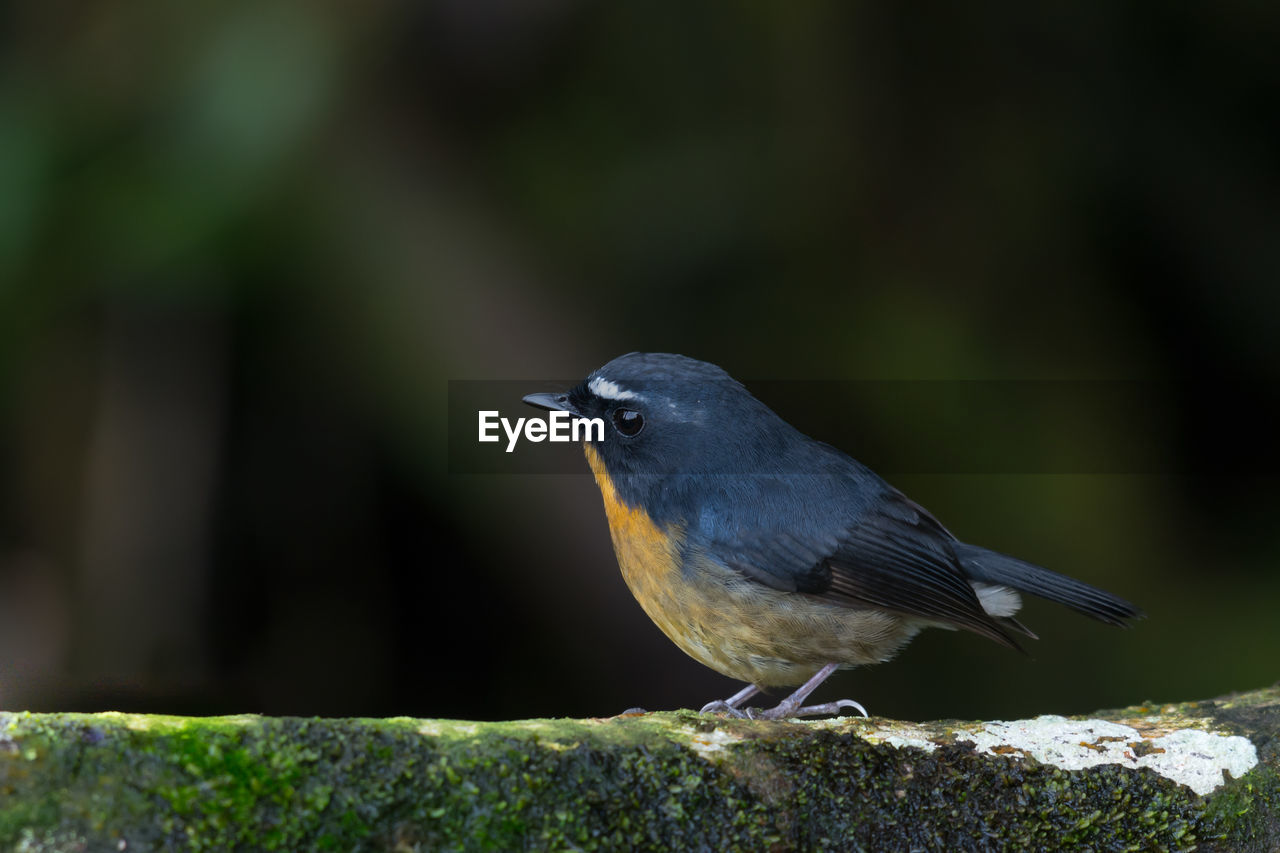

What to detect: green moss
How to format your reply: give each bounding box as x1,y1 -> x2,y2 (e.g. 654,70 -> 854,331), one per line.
0,705 -> 1274,850
1191,683 -> 1280,852
745,731 -> 1198,850
1198,762 -> 1280,851
2,712 -> 778,850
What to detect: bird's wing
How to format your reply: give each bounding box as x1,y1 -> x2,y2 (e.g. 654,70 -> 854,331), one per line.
712,485 -> 1024,649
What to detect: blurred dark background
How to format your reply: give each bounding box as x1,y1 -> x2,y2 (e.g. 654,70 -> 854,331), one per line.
1,2 -> 1277,722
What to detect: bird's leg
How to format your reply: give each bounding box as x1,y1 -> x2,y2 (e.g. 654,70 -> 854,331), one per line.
699,683 -> 761,718
753,663 -> 868,720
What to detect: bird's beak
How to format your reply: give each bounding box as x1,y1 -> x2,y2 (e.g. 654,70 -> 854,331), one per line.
522,392 -> 579,415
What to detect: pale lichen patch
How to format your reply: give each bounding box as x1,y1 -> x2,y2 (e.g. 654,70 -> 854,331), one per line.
878,733 -> 941,752
861,722 -> 940,753
966,714 -> 1258,796
683,725 -> 743,759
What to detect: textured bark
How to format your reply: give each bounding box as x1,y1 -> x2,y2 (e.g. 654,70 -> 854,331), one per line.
1,686 -> 1277,851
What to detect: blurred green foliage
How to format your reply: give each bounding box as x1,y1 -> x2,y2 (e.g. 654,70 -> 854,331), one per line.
0,1 -> 1276,721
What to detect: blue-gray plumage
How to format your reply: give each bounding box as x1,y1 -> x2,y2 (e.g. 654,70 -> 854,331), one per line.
524,352 -> 1142,719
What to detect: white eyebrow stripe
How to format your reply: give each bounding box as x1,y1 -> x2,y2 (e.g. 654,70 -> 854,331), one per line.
588,376 -> 640,401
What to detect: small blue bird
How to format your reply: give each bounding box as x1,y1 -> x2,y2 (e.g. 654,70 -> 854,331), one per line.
525,353 -> 1141,719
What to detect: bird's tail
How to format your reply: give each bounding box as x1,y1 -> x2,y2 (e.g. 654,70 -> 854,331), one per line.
955,543 -> 1143,627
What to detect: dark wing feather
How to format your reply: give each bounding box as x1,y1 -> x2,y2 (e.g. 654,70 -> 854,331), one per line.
820,494 -> 1024,649
710,483 -> 1023,650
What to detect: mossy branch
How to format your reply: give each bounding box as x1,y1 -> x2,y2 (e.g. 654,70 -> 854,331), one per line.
2,686 -> 1277,851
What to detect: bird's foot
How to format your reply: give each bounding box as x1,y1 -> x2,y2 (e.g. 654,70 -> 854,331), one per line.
698,667 -> 867,720
699,683 -> 762,718
753,697 -> 868,720
737,663 -> 868,720
699,699 -> 751,718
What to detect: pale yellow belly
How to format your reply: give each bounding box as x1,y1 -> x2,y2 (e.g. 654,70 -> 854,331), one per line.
618,543 -> 922,688
583,444 -> 922,688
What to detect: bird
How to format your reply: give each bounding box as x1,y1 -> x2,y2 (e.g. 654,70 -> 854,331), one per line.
523,352 -> 1142,719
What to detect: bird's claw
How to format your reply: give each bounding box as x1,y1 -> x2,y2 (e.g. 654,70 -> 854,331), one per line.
698,673 -> 867,720
834,698 -> 869,718
753,698 -> 869,720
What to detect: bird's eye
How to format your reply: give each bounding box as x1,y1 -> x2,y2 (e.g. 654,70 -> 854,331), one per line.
611,408 -> 644,437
